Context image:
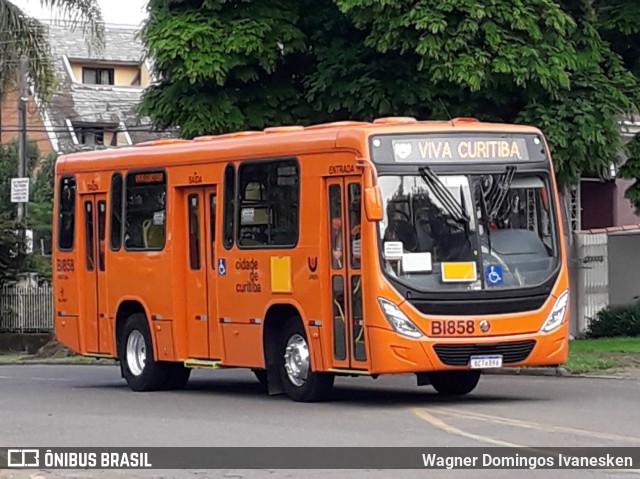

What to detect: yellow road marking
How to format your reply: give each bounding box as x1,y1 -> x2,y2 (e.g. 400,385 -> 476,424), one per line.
411,408 -> 523,447
431,407 -> 640,445
412,408 -> 640,474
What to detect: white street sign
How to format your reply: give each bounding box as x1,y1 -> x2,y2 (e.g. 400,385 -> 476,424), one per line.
11,178 -> 29,203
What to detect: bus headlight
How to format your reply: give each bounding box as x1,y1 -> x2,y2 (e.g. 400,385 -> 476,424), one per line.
540,290 -> 569,332
377,298 -> 424,339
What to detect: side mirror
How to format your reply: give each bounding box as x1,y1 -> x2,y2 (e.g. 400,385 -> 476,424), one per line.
364,186 -> 383,221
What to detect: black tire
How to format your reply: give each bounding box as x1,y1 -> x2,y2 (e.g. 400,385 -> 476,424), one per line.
277,319 -> 334,402
163,363 -> 191,390
252,368 -> 268,389
429,371 -> 481,396
119,313 -> 168,391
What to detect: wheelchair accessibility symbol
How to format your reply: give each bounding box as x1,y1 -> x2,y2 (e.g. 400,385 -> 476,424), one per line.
218,258 -> 227,276
485,264 -> 503,286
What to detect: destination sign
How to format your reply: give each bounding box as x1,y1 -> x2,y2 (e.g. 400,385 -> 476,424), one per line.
389,137 -> 529,163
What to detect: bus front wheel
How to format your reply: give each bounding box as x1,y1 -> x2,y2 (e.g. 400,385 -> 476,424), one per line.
278,319 -> 334,402
429,371 -> 480,396
119,313 -> 168,391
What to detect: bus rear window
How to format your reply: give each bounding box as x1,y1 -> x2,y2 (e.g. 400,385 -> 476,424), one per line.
58,176 -> 76,250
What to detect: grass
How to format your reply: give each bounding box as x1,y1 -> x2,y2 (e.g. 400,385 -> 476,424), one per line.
565,337 -> 640,374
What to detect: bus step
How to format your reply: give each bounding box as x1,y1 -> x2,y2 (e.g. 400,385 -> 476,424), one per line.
184,359 -> 221,369
327,368 -> 370,376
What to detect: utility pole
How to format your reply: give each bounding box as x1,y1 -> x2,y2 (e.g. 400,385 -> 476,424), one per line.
16,56 -> 28,227
15,55 -> 30,274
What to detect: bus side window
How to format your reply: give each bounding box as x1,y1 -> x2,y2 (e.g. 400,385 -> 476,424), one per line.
58,176 -> 76,251
223,163 -> 235,249
124,171 -> 166,250
110,173 -> 123,250
210,193 -> 216,267
236,159 -> 299,248
329,184 -> 343,269
348,183 -> 361,269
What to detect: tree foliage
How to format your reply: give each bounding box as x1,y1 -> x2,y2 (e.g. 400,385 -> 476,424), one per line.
140,0 -> 640,186
0,141 -> 54,283
0,140 -> 38,284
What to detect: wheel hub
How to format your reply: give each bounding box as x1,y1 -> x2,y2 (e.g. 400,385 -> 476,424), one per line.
126,329 -> 146,377
284,334 -> 309,387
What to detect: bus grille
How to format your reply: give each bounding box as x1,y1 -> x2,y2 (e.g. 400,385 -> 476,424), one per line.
433,340 -> 536,366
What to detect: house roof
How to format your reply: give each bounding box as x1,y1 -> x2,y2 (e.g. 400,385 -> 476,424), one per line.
41,21 -> 171,152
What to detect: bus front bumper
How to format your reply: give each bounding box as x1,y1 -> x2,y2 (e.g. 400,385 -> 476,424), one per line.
367,324 -> 568,374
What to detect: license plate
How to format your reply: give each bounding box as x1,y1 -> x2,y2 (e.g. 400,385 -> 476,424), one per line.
469,355 -> 503,369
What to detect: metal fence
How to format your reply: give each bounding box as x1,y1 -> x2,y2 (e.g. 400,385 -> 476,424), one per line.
0,283 -> 54,333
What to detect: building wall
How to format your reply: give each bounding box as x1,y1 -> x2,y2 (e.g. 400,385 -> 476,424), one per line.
0,89 -> 53,156
608,231 -> 640,307
580,180 -> 615,230
614,178 -> 640,226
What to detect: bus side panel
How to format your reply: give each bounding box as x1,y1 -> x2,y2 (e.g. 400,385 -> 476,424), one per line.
220,323 -> 263,367
53,174 -> 82,354
105,168 -> 176,360
154,319 -> 176,360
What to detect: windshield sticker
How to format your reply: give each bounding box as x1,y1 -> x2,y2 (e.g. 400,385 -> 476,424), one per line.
485,264 -> 504,286
241,207 -> 255,224
441,262 -> 477,283
389,137 -> 529,163
402,252 -> 432,273
383,241 -> 403,260
153,211 -> 164,225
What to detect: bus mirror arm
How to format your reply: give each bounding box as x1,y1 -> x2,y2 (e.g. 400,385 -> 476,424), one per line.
357,158 -> 384,222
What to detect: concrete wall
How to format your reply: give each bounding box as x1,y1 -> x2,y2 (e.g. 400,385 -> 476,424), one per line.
608,230 -> 640,307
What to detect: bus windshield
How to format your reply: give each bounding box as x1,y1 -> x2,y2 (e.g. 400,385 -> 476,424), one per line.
378,171 -> 558,291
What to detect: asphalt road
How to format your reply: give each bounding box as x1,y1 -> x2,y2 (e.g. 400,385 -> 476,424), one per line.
1,364 -> 639,479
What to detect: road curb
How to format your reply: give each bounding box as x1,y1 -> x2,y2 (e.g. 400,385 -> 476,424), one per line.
483,366 -> 571,377
0,361 -> 637,380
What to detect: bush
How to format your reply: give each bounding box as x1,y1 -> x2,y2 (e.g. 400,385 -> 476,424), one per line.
587,301 -> 640,338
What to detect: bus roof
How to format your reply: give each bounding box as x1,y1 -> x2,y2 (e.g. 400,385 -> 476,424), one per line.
56,118 -> 544,174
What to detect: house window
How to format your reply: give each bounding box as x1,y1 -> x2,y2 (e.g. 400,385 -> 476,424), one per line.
82,67 -> 114,85
75,127 -> 104,146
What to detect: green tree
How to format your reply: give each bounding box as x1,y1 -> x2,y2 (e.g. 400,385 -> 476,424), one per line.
594,0 -> 640,208
619,135 -> 640,212
28,153 -> 56,280
0,0 -> 104,102
140,0 -> 640,186
0,140 -> 39,284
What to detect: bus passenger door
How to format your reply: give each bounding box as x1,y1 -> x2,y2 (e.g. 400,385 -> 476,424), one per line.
326,178 -> 367,370
81,193 -> 107,353
184,186 -> 220,359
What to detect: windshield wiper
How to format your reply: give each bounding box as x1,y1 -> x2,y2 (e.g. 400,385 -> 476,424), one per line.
477,181 -> 493,254
418,166 -> 470,223
488,165 -> 516,222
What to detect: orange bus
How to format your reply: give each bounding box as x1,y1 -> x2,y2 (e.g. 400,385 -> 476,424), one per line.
53,117 -> 569,401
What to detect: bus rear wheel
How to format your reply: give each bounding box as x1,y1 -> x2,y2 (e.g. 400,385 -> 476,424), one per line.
429,371 -> 480,396
119,313 -> 168,391
278,319 -> 334,402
